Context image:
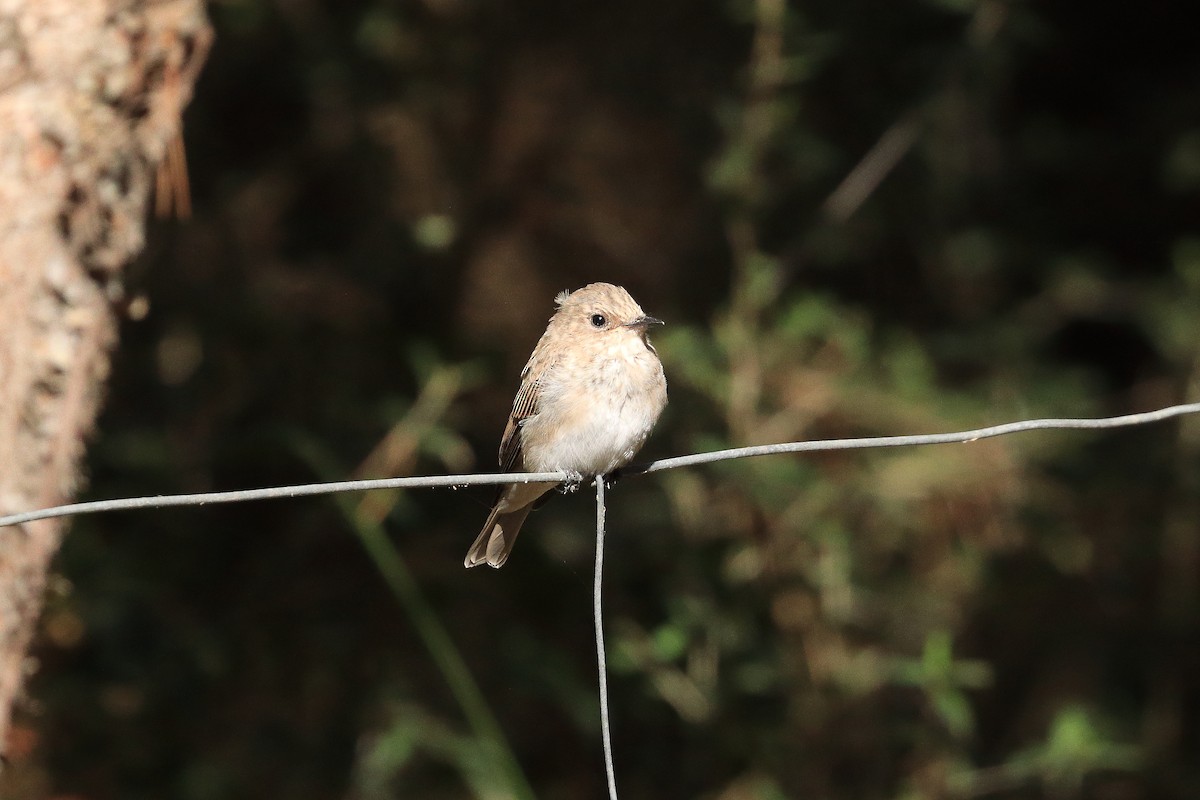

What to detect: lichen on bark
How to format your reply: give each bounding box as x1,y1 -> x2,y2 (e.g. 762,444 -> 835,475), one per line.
0,0 -> 210,757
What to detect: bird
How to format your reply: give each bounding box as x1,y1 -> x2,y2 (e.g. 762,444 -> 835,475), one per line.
465,282 -> 668,568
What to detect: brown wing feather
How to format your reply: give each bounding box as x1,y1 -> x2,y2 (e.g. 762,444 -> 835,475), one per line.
499,374 -> 539,471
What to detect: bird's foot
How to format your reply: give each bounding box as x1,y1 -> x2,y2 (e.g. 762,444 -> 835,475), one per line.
603,470 -> 623,490
558,470 -> 586,493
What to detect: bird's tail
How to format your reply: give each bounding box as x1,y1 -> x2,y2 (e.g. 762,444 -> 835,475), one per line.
464,503 -> 534,568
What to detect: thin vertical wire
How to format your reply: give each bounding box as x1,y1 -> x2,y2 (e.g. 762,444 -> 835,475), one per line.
594,476 -> 619,800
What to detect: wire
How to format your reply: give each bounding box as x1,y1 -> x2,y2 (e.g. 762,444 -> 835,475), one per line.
5,400 -> 1199,800
0,472 -> 566,528
593,477 -> 619,800
633,402 -> 1200,474
4,403 -> 1198,529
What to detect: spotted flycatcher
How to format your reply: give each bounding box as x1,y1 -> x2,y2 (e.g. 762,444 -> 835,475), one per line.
465,282 -> 668,568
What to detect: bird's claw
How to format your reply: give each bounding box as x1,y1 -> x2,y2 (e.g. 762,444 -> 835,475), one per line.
603,469 -> 623,490
558,470 -> 586,493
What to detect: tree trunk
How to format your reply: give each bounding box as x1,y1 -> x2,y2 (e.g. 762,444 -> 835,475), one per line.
0,0 -> 210,756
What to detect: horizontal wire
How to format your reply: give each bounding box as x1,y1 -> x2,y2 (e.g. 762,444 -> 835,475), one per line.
633,402 -> 1200,474
0,473 -> 567,528
2,402 -> 1198,529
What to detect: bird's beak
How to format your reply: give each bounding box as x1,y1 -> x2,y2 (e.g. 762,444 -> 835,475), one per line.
626,315 -> 665,330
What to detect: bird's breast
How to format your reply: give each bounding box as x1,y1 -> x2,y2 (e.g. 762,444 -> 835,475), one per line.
521,343 -> 666,476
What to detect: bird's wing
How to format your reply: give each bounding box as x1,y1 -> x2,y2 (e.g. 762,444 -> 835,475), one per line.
498,361 -> 543,472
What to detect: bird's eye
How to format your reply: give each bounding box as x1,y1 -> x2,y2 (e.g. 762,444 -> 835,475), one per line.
590,314 -> 607,328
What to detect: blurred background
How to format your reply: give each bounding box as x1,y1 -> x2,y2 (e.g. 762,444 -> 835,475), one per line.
4,0 -> 1200,797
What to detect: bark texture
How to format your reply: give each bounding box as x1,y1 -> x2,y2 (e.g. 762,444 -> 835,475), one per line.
0,0 -> 209,755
